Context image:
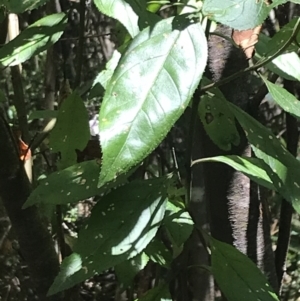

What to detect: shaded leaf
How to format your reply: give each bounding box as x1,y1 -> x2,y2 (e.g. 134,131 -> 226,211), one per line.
23,160 -> 132,208
145,238 -> 172,268
193,156 -> 275,191
99,15 -> 207,185
209,236 -> 279,301
115,253 -> 149,289
263,78 -> 300,120
28,110 -> 58,120
0,13 -> 67,67
49,92 -> 90,169
199,92 -> 240,151
135,283 -> 172,301
229,102 -> 300,213
48,177 -> 169,295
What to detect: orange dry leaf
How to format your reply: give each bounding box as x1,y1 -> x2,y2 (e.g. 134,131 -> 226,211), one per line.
232,25 -> 262,59
14,130 -> 31,161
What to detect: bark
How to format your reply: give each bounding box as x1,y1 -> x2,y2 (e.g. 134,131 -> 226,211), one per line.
200,25 -> 278,291
0,111 -> 62,301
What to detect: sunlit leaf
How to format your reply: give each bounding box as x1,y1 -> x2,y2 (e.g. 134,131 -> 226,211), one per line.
48,177 -> 169,295
0,13 -> 67,67
99,15 -> 207,185
263,78 -> 300,120
193,156 -> 275,191
2,0 -> 49,13
229,103 -> 300,213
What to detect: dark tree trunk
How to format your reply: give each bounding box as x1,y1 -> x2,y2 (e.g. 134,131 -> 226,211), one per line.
0,111 -> 63,301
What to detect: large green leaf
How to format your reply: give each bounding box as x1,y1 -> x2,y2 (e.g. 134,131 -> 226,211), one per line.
229,103 -> 300,213
193,156 -> 275,191
48,177 -> 169,295
202,0 -> 285,30
1,0 -> 49,13
99,15 -> 207,185
209,236 -> 279,301
263,78 -> 300,120
49,92 -> 90,169
0,13 -> 67,67
93,0 -> 160,38
23,160 -> 133,208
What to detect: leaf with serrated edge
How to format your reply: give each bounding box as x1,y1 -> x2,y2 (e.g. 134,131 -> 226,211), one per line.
210,236 -> 279,301
47,177 -> 169,295
99,16 -> 207,185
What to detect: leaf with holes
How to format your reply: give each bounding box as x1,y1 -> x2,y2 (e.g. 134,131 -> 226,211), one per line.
202,0 -> 288,30
263,78 -> 300,120
209,236 -> 279,301
229,102 -> 300,213
199,92 -> 240,151
23,160 -> 132,208
47,177 -> 169,295
193,156 -> 275,191
49,92 -> 90,169
0,13 -> 67,67
99,15 -> 207,185
255,18 -> 300,81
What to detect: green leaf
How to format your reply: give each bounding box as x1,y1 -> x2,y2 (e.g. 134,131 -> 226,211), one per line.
255,19 -> 300,81
89,50 -> 121,99
229,103 -> 300,213
28,110 -> 58,120
164,200 -> 193,248
209,236 -> 279,301
145,238 -> 172,268
2,0 -> 49,13
49,92 -> 90,169
0,13 -> 67,67
48,177 -> 169,295
199,92 -> 240,151
115,253 -> 149,289
135,283 -> 172,301
99,15 -> 207,185
263,78 -> 300,120
193,156 -> 275,191
93,0 -> 160,38
202,0 -> 285,30
23,160 -> 133,208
